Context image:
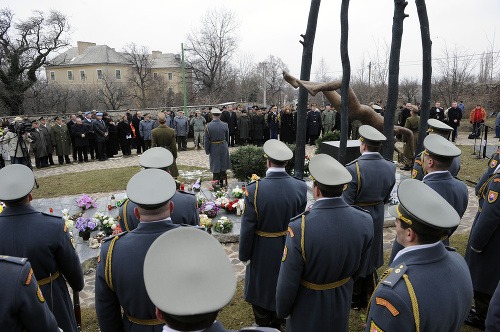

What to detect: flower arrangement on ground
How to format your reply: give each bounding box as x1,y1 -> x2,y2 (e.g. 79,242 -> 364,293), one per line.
304,155 -> 311,176
196,192 -> 207,207
93,212 -> 117,235
76,194 -> 97,210
232,186 -> 244,198
214,216 -> 234,234
199,201 -> 220,218
213,189 -> 227,199
61,209 -> 74,229
199,214 -> 213,230
75,217 -> 97,240
220,199 -> 240,213
208,180 -> 221,192
193,178 -> 201,191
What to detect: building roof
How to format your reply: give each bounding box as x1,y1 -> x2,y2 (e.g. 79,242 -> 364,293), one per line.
47,43 -> 182,69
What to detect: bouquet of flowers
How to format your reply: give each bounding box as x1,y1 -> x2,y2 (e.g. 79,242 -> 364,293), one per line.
215,196 -> 230,207
112,224 -> 123,235
221,199 -> 240,213
199,201 -> 220,218
232,186 -> 244,198
61,209 -> 74,229
213,189 -> 227,199
93,212 -> 117,235
208,180 -> 221,192
196,192 -> 207,207
192,178 -> 202,191
214,216 -> 234,234
199,214 -> 213,229
75,217 -> 97,234
76,194 -> 97,210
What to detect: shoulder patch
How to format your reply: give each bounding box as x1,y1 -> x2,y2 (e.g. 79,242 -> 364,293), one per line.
411,169 -> 418,179
287,226 -> 295,238
102,231 -> 128,243
414,159 -> 422,166
488,190 -> 498,204
382,263 -> 407,288
490,159 -> 498,168
376,297 -> 400,316
25,268 -> 33,285
0,255 -> 27,265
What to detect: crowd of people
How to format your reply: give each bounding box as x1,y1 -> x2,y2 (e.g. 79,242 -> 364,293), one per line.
0,99 -> 499,331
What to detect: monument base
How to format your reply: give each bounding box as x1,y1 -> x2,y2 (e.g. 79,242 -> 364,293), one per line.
320,140 -> 361,164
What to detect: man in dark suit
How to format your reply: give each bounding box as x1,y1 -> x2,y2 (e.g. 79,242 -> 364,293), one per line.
83,112 -> 96,160
39,117 -> 55,165
96,169 -> 179,332
132,111 -> 144,154
276,154 -> 374,331
0,256 -> 60,331
366,179 -> 473,331
430,101 -> 445,122
0,164 -> 84,332
267,105 -> 279,140
343,125 -> 396,309
239,139 -> 307,329
93,112 -> 108,161
306,104 -> 322,145
390,134 -> 468,262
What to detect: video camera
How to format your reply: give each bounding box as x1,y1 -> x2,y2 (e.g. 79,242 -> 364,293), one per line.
12,121 -> 33,135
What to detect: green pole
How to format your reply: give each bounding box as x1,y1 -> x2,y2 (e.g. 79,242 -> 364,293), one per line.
182,43 -> 187,114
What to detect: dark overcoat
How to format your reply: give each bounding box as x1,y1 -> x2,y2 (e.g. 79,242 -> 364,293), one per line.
71,123 -> 89,147
151,126 -> 179,177
171,191 -> 199,226
366,243 -> 472,332
50,124 -> 72,156
237,115 -> 251,140
276,199 -> 373,332
343,153 -> 396,276
0,205 -> 84,332
204,119 -> 231,173
239,171 -> 307,311
39,124 -> 54,154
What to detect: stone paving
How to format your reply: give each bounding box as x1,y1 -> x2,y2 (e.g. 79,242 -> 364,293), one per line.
25,133 -> 485,308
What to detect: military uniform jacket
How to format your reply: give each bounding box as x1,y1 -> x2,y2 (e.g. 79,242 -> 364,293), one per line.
0,205 -> 84,332
475,151 -> 500,196
171,191 -> 199,226
95,219 -> 179,332
486,282 -> 500,331
40,124 -> 54,154
412,153 -> 460,180
306,111 -> 322,135
343,153 -> 396,276
30,129 -> 48,158
0,257 -> 59,332
366,243 -> 473,332
390,171 -> 469,263
151,126 -> 179,177
118,198 -> 140,232
276,199 -> 374,332
50,124 -> 72,156
204,119 -> 232,173
467,172 -> 500,296
239,171 -> 307,311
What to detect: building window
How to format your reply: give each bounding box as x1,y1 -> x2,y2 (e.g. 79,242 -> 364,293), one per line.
80,70 -> 86,80
153,72 -> 158,80
97,69 -> 103,80
115,69 -> 121,79
50,71 -> 55,81
67,70 -> 74,80
168,73 -> 173,80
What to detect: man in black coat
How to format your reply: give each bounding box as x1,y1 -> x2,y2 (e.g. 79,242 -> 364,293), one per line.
132,111 -> 144,154
430,101 -> 445,122
83,112 -> 96,160
447,101 -> 463,142
71,117 -> 90,162
306,104 -> 322,145
93,112 -> 108,161
228,106 -> 238,147
66,114 -> 78,161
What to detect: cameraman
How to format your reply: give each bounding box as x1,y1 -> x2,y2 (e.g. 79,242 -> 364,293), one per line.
3,117 -> 32,166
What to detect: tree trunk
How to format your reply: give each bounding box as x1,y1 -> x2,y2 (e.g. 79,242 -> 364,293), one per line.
294,0 -> 321,179
381,0 -> 409,159
415,0 -> 432,154
338,0 -> 351,165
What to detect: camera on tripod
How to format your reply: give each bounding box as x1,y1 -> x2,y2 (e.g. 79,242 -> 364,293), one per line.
13,121 -> 33,135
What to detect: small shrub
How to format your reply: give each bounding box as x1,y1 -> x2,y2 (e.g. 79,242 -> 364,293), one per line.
315,130 -> 341,154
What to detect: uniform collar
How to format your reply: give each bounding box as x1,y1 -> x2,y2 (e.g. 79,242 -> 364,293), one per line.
266,167 -> 286,176
393,241 -> 447,266
0,204 -> 39,217
422,170 -> 451,181
311,197 -> 349,209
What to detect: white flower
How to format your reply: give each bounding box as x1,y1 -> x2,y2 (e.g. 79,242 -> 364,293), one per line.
61,208 -> 69,215
111,224 -> 116,230
103,220 -> 108,225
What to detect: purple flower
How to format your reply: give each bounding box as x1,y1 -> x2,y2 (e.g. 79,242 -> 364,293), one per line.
77,195 -> 97,209
75,217 -> 97,232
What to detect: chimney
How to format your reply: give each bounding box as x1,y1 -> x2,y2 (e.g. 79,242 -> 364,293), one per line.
77,41 -> 96,55
152,51 -> 162,59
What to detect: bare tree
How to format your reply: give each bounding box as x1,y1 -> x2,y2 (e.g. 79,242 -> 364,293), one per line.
235,54 -> 261,103
433,46 -> 476,106
260,55 -> 289,105
124,43 -> 154,108
0,9 -> 70,115
99,74 -> 129,110
186,7 -> 238,102
399,77 -> 420,104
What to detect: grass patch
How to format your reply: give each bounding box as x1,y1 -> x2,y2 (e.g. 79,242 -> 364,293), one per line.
32,165 -> 211,199
457,145 -> 490,187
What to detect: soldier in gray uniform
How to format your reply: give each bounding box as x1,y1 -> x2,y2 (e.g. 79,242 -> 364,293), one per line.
475,145 -> 500,196
276,154 -> 374,332
486,282 -> 500,331
96,169 -> 179,332
0,256 -> 60,332
144,227 -> 279,332
343,125 -> 396,309
239,139 -> 307,329
412,119 -> 460,180
366,179 -> 473,331
118,147 -> 199,232
465,161 -> 500,329
390,135 -> 469,263
0,164 -> 84,332
204,108 -> 232,187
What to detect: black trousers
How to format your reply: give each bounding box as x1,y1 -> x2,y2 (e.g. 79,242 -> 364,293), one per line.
88,139 -> 96,159
96,141 -> 106,160
352,272 -> 376,308
474,290 -> 492,319
58,155 -> 71,165
251,304 -> 284,329
76,147 -> 88,162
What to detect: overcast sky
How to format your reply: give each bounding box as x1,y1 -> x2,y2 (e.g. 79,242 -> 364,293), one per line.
4,0 -> 500,80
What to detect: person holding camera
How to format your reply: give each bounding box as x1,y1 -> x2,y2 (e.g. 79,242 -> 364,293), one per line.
4,117 -> 32,166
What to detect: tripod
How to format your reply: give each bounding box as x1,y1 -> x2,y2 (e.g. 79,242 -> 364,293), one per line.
13,131 -> 39,188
